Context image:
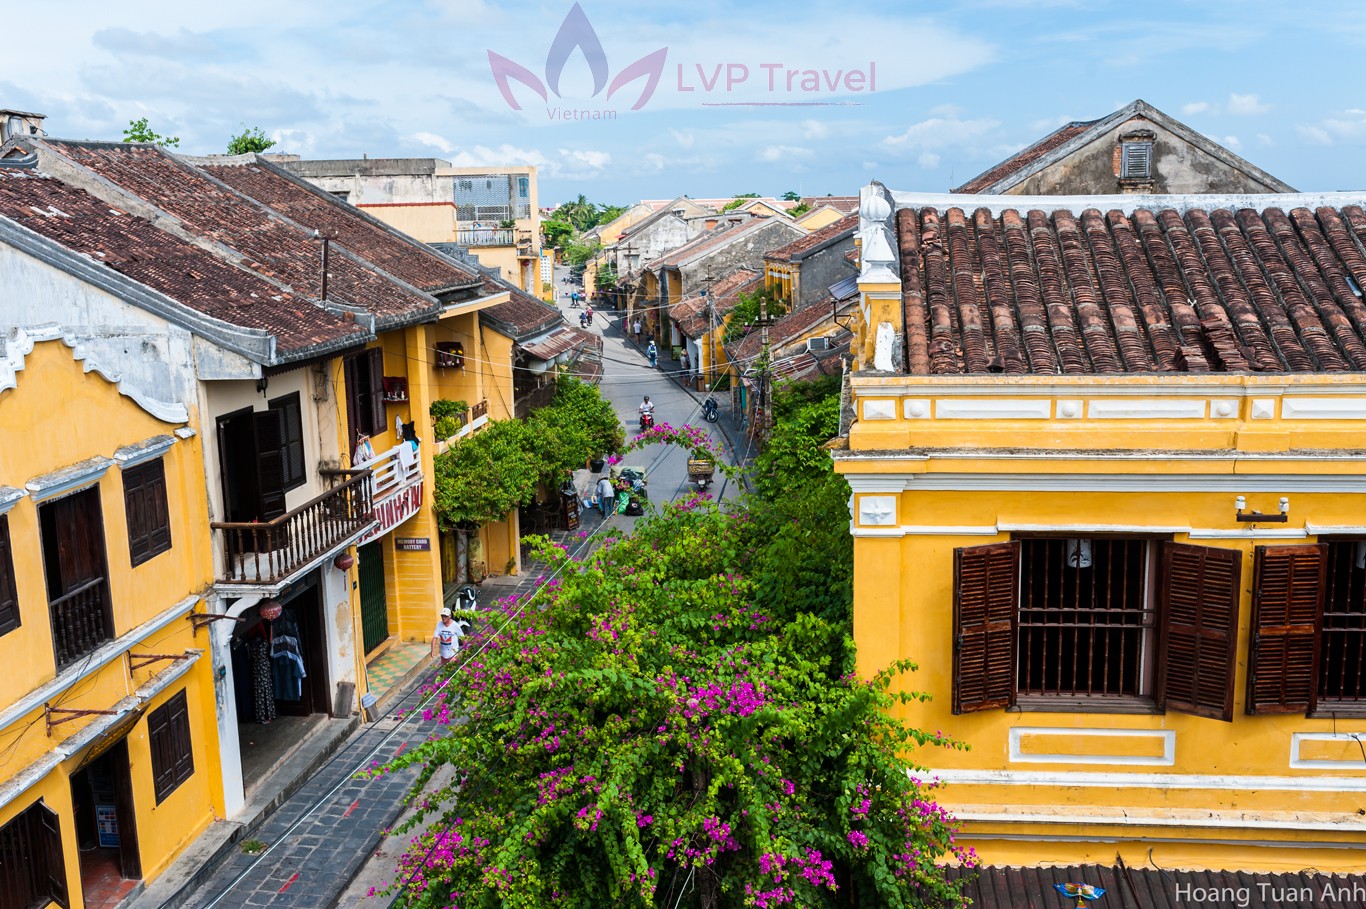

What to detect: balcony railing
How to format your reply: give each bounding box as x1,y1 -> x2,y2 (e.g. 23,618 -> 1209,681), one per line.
455,229 -> 514,248
471,399 -> 489,421
50,577 -> 113,668
211,472 -> 374,586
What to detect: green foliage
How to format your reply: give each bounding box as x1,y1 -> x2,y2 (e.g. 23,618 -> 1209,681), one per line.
789,201 -> 812,217
122,117 -> 180,148
381,499 -> 972,908
543,217 -> 574,249
723,284 -> 788,345
595,262 -> 619,291
563,235 -> 601,269
429,399 -> 468,421
498,219 -> 516,229
226,125 -> 276,155
721,192 -> 761,212
781,190 -> 801,201
433,416 -> 460,441
431,379 -> 622,527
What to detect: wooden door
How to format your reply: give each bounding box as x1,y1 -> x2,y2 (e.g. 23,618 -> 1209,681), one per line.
358,542 -> 389,654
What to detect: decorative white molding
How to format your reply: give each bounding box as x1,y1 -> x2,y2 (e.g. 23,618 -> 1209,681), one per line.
844,476 -> 910,494
1210,398 -> 1238,418
903,399 -> 931,419
857,495 -> 897,526
113,434 -> 176,469
1282,398 -> 1366,420
1008,727 -> 1176,767
26,456 -> 113,503
855,382 -> 1366,398
873,322 -> 896,372
1087,399 -> 1206,419
951,809 -> 1366,836
174,427 -> 197,440
903,474 -> 1366,493
934,399 -> 1051,420
1251,399 -> 1277,420
862,399 -> 896,421
1187,527 -> 1309,539
898,524 -> 1000,535
932,767 -> 1366,790
849,526 -> 909,538
1056,400 -> 1083,419
0,487 -> 26,516
1306,524 -> 1366,536
998,523 -> 1190,534
0,327 -> 37,393
1290,733 -> 1366,770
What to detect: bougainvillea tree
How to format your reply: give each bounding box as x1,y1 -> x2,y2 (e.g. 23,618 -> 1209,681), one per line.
376,498 -> 974,908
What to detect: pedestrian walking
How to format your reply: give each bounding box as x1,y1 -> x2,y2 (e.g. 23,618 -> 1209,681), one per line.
680,348 -> 690,377
571,290 -> 579,307
431,608 -> 463,664
646,340 -> 658,368
632,318 -> 642,344
586,305 -> 594,326
596,475 -> 615,517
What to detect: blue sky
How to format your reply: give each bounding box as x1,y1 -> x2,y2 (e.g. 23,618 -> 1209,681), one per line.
4,0 -> 1365,205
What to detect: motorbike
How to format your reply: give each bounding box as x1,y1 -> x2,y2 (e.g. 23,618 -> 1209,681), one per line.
688,457 -> 715,491
702,396 -> 719,423
639,411 -> 655,431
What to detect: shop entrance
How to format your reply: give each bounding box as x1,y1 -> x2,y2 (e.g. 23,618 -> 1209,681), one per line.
230,573 -> 332,790
358,541 -> 389,654
70,739 -> 140,908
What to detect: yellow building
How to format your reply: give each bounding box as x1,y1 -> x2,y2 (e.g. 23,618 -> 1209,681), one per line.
837,184 -> 1366,872
0,330 -> 221,908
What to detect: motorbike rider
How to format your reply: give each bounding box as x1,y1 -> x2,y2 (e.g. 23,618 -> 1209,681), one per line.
638,395 -> 655,429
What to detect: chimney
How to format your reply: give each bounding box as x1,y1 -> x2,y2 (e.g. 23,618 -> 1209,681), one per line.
0,109 -> 46,144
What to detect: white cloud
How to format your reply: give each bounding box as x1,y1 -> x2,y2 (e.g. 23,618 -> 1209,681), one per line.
668,128 -> 695,150
918,152 -> 941,169
758,145 -> 814,163
929,103 -> 965,118
1298,125 -> 1334,145
1223,135 -> 1241,149
1257,133 -> 1274,146
411,131 -> 455,154
861,160 -> 879,170
558,148 -> 612,171
880,117 -> 999,153
1297,108 -> 1366,145
801,119 -> 830,140
1228,93 -> 1270,115
1182,101 -> 1211,116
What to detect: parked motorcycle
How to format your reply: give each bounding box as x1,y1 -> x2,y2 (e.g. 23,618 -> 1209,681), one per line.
702,396 -> 719,423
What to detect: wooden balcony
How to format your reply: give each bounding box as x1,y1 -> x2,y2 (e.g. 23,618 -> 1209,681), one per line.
471,399 -> 489,421
50,577 -> 114,668
211,471 -> 375,586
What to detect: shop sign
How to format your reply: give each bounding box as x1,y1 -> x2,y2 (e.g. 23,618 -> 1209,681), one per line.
395,537 -> 431,551
356,481 -> 424,545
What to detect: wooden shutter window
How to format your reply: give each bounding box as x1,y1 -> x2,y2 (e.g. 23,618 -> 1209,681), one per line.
953,541 -> 1019,714
367,347 -> 386,435
253,409 -> 288,521
0,515 -> 19,637
269,393 -> 307,491
1157,543 -> 1242,721
124,459 -> 172,567
344,355 -> 362,440
1247,544 -> 1326,715
149,689 -> 194,803
38,801 -> 68,909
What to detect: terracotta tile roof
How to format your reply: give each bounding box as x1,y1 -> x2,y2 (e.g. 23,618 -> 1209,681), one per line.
948,864 -> 1366,909
200,158 -> 481,294
952,120 -> 1096,193
799,196 -> 859,213
480,281 -> 563,341
765,213 -> 857,262
42,141 -> 439,327
671,269 -> 763,339
895,202 -> 1366,375
651,219 -> 772,271
728,292 -> 857,364
0,164 -> 367,357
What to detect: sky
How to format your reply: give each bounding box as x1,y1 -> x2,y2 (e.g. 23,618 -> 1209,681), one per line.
4,0 -> 1365,206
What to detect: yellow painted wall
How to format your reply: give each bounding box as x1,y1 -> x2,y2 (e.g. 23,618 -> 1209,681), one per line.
357,203 -> 457,243
0,340 -> 222,904
838,373 -> 1366,870
795,206 -> 844,231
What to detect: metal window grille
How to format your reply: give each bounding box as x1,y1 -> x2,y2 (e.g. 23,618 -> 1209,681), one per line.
1121,142 -> 1153,179
454,175 -> 515,223
1319,542 -> 1366,703
1017,538 -> 1155,697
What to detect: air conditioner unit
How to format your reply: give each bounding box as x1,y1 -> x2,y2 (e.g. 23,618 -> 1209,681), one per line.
805,336 -> 830,352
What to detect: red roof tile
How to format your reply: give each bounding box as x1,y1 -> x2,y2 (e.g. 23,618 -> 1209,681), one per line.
480,281 -> 563,340
651,219 -> 772,271
799,196 -> 859,213
201,158 -> 480,294
765,213 -> 857,262
896,202 -> 1366,375
953,121 -> 1095,193
671,269 -> 763,339
43,141 -> 439,326
0,165 -> 366,357
728,294 -> 857,364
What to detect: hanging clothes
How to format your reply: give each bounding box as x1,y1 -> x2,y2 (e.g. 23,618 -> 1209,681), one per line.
250,636 -> 276,724
270,611 -> 307,702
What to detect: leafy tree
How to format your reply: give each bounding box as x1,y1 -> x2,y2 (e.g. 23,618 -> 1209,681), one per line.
788,201 -> 812,217
595,262 -> 619,292
122,117 -> 180,148
432,419 -> 540,527
542,217 -> 574,249
781,190 -> 801,201
380,498 -> 973,908
596,202 -> 627,225
562,235 -> 601,269
226,125 -> 276,155
723,284 -> 788,345
720,192 -> 761,212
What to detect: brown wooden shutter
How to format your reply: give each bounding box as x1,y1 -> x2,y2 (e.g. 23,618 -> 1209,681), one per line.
0,516 -> 19,636
271,394 -> 306,490
343,355 -> 361,441
953,541 -> 1018,714
253,410 -> 288,521
1247,544 -> 1326,715
170,690 -> 194,788
1157,543 -> 1242,721
38,801 -> 68,909
367,347 -> 386,435
125,460 -> 171,566
148,700 -> 176,802
125,466 -> 151,566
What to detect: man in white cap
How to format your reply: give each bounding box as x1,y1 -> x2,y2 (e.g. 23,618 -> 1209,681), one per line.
431,608 -> 462,664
